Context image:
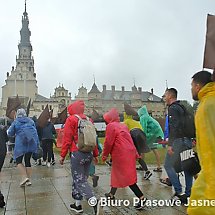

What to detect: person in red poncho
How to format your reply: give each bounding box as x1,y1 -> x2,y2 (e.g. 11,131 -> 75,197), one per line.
59,100 -> 100,215
102,108 -> 147,210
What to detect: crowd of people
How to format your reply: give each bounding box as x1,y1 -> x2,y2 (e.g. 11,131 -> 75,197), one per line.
0,70 -> 214,215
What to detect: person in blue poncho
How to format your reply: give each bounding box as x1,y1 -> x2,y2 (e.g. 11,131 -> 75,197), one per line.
138,105 -> 164,172
7,108 -> 39,187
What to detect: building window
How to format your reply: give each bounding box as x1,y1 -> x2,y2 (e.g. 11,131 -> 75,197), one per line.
62,92 -> 64,96
50,105 -> 52,110
42,105 -> 44,110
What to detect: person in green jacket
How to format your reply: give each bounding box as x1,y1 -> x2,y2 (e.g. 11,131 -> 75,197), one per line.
138,105 -> 164,172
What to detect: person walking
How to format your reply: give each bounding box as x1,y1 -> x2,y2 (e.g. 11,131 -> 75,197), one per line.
123,112 -> 152,180
102,108 -> 147,210
138,105 -> 164,172
163,88 -> 193,203
59,100 -> 100,215
7,108 -> 39,187
188,71 -> 215,215
41,120 -> 56,167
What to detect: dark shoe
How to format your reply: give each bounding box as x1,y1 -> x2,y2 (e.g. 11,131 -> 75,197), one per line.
93,199 -> 100,215
104,192 -> 115,200
92,175 -> 99,188
136,166 -> 143,171
105,161 -> 112,167
160,178 -> 172,186
9,157 -> 13,164
153,167 -> 162,172
51,160 -> 55,165
134,198 -> 147,210
0,193 -> 5,208
70,203 -> 83,213
171,193 -> 188,205
144,171 -> 152,180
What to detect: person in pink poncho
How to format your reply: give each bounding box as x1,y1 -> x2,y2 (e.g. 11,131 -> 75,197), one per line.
102,108 -> 147,210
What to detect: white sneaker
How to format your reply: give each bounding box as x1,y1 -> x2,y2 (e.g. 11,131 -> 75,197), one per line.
47,162 -> 51,168
42,161 -> 47,166
26,180 -> 32,186
32,161 -> 38,167
20,177 -> 29,187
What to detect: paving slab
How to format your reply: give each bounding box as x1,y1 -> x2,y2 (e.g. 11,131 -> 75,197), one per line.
0,156 -> 188,215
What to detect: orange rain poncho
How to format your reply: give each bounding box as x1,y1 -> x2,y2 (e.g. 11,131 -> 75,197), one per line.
187,82 -> 215,215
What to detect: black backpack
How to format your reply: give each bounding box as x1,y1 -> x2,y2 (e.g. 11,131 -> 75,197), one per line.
177,104 -> 196,138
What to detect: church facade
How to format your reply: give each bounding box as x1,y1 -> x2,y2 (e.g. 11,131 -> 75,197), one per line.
0,2 -> 165,119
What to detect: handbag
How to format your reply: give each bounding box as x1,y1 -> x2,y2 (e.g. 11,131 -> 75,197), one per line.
172,149 -> 183,173
180,148 -> 201,176
172,142 -> 201,176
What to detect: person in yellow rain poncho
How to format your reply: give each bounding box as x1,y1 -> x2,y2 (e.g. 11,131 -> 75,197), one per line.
188,71 -> 215,215
123,112 -> 152,180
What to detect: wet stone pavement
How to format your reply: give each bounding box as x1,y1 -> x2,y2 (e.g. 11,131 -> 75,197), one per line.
0,155 -> 187,215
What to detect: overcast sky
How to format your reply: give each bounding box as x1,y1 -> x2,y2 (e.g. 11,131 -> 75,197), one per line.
0,0 -> 214,103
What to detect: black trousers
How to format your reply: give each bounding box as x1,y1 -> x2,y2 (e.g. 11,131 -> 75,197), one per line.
16,152 -> 32,167
42,139 -> 54,162
138,158 -> 148,171
110,183 -> 143,198
0,153 -> 6,172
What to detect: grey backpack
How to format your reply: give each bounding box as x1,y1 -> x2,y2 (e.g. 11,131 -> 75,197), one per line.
74,115 -> 97,152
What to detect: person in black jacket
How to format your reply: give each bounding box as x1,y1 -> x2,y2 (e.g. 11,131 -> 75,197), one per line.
0,124 -> 8,208
41,120 -> 56,167
163,88 -> 193,204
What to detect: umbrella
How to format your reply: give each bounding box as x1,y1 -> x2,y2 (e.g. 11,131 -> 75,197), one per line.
6,95 -> 21,119
37,104 -> 50,128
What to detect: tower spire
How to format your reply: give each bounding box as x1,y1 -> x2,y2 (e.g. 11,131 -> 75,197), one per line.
25,0 -> 27,13
23,0 -> 28,17
165,80 -> 168,90
19,0 -> 32,55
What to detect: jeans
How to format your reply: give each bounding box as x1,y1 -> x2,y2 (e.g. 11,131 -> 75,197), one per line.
164,138 -> 193,196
